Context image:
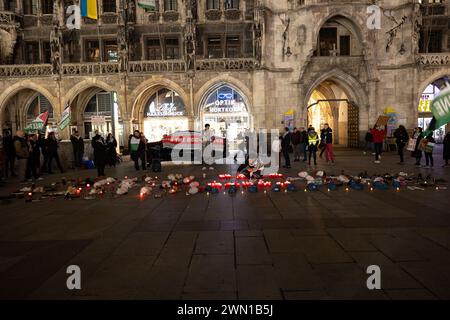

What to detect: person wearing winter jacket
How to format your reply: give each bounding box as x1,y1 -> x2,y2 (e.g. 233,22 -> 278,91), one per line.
370,125 -> 387,164
91,131 -> 107,177
320,123 -> 335,164
412,127 -> 424,166
423,133 -> 436,168
393,125 -> 409,164
14,130 -> 30,182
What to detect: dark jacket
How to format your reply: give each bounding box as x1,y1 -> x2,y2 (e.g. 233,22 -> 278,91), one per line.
106,137 -> 118,166
320,128 -> 333,144
281,132 -> 292,150
444,133 -> 450,160
46,138 -> 59,154
3,135 -> 15,157
70,135 -> 85,153
92,134 -> 107,165
365,131 -> 373,143
394,129 -> 409,147
291,131 -> 301,145
299,130 -> 308,144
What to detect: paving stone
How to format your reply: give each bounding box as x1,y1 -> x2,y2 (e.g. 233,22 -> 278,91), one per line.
236,265 -> 282,299
195,231 -> 234,255
292,236 -> 353,264
236,237 -> 272,265
113,232 -> 169,256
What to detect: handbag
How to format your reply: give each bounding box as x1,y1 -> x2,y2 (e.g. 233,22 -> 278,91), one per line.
425,142 -> 435,153
406,138 -> 417,152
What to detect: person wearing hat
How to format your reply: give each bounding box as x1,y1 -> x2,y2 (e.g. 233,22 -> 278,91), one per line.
307,128 -> 320,166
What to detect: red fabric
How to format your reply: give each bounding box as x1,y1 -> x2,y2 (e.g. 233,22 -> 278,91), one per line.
325,143 -> 334,162
371,128 -> 387,143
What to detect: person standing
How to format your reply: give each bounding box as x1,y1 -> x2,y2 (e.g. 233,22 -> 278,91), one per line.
106,133 -> 118,167
14,130 -> 30,182
443,131 -> 450,167
363,129 -> 374,155
370,125 -> 387,164
46,132 -> 64,174
25,134 -> 41,182
91,131 -> 107,177
393,125 -> 409,164
299,127 -> 308,162
320,123 -> 335,164
2,129 -> 16,178
307,128 -> 320,166
412,127 -> 424,166
291,127 -> 301,162
129,130 -> 146,171
281,127 -> 292,169
202,124 -> 215,170
38,133 -> 48,174
70,130 -> 84,169
423,133 -> 435,168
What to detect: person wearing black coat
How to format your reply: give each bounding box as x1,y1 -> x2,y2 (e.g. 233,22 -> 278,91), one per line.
46,132 -> 64,174
70,131 -> 85,168
393,125 -> 409,164
2,129 -> 16,178
91,131 -> 107,177
443,131 -> 450,167
106,133 -> 118,167
281,127 -> 292,169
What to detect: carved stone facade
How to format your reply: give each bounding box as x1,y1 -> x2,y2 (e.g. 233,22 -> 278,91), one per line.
0,0 -> 449,145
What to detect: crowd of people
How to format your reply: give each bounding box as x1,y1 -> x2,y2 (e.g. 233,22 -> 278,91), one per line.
1,124 -> 450,184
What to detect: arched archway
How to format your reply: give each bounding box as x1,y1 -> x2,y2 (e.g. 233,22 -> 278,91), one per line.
305,70 -> 368,147
198,82 -> 253,151
417,74 -> 450,143
0,83 -> 57,131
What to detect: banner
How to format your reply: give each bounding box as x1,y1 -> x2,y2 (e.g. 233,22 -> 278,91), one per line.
59,105 -> 71,131
25,110 -> 49,132
138,0 -> 156,11
430,86 -> 450,130
80,0 -> 98,20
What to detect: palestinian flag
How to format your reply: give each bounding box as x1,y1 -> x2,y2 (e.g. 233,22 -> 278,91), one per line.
138,0 -> 156,11
25,110 -> 49,133
425,85 -> 450,135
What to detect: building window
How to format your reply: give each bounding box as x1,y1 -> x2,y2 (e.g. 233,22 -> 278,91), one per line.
85,40 -> 100,62
4,0 -> 17,11
40,0 -> 53,14
226,36 -> 240,58
25,42 -> 39,64
419,30 -> 443,53
207,36 -> 223,58
146,38 -> 162,60
224,0 -> 238,10
165,38 -> 180,59
164,0 -> 177,11
339,35 -> 350,56
318,28 -> 337,56
42,41 -> 51,63
103,40 -> 118,62
102,0 -> 116,13
23,0 -> 38,15
27,94 -> 53,120
207,0 -> 220,10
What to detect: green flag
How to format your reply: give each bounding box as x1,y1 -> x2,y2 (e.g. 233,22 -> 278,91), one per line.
59,105 -> 71,131
425,86 -> 450,134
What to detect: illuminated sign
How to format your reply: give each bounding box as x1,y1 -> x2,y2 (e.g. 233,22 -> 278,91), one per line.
146,103 -> 185,117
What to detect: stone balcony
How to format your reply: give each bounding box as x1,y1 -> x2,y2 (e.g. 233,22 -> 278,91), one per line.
0,11 -> 15,26
0,58 -> 258,78
419,53 -> 450,66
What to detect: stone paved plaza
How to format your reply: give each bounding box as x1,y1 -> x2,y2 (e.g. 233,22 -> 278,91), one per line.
1,148 -> 450,300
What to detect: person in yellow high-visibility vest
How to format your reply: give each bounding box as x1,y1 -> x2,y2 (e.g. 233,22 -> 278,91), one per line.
307,128 -> 320,166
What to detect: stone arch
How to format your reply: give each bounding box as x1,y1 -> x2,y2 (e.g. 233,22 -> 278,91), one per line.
63,79 -> 118,106
0,81 -> 57,130
311,12 -> 368,55
195,75 -> 253,119
417,69 -> 450,102
129,78 -> 189,123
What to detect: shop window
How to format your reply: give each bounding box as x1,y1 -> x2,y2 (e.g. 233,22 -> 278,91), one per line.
226,36 -> 240,58
42,41 -> 51,63
146,38 -> 162,60
207,36 -> 223,58
145,88 -> 186,118
339,35 -> 350,56
207,0 -> 220,10
27,94 -> 53,120
40,0 -> 53,14
103,40 -> 118,62
165,38 -> 180,60
85,40 -> 100,62
224,0 -> 239,10
318,28 -> 337,56
164,0 -> 177,11
25,42 -> 39,64
419,30 -> 443,53
103,0 -> 117,13
23,0 -> 38,15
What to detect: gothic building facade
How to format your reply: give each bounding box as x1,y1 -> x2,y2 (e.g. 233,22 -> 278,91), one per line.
0,0 -> 449,149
